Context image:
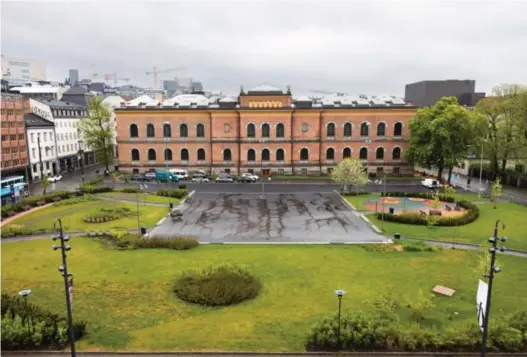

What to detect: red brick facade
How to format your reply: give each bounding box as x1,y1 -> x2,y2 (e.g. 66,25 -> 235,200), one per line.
1,94 -> 29,176
116,94 -> 416,176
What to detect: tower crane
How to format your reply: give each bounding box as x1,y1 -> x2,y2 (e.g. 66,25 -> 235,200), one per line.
311,89 -> 347,96
104,73 -> 134,87
145,66 -> 185,89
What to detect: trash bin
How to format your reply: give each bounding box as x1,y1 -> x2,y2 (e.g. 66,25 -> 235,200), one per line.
179,184 -> 186,189
169,202 -> 174,209
114,165 -> 119,171
467,179 -> 471,185
394,233 -> 401,240
389,207 -> 395,214
140,227 -> 146,235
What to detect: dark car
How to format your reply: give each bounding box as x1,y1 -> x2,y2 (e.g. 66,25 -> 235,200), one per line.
131,174 -> 143,182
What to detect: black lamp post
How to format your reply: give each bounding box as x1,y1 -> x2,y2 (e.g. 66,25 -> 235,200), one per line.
335,289 -> 346,350
52,218 -> 76,357
480,220 -> 506,357
18,289 -> 33,334
78,140 -> 84,185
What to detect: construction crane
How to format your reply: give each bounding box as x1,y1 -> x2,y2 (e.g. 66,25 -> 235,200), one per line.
145,66 -> 185,89
311,89 -> 347,96
104,73 -> 134,87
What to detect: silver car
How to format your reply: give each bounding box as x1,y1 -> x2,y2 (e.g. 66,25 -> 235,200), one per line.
192,175 -> 210,183
216,173 -> 234,183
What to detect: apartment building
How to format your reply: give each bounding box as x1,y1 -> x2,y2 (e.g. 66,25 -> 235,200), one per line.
0,93 -> 29,178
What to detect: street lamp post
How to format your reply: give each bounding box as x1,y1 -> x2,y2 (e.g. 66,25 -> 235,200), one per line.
479,143 -> 483,199
480,220 -> 506,357
136,183 -> 147,233
334,289 -> 346,350
165,138 -> 172,208
77,140 -> 84,185
18,289 -> 33,334
52,219 -> 76,357
382,173 -> 386,229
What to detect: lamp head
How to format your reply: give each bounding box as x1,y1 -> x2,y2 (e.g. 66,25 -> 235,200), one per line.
335,289 -> 346,298
52,245 -> 60,251
18,289 -> 32,297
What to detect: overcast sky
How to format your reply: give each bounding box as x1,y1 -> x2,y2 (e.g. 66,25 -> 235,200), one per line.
2,1 -> 527,97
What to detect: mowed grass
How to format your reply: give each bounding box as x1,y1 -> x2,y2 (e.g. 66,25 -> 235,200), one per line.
2,239 -> 527,351
97,192 -> 181,205
4,200 -> 169,232
368,202 -> 527,251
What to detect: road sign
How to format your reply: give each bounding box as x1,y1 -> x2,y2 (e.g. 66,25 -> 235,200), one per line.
477,279 -> 488,332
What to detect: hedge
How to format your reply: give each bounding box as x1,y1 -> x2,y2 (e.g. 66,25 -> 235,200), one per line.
156,189 -> 188,199
381,191 -> 456,203
79,185 -> 113,194
376,200 -> 480,227
1,293 -> 86,350
341,189 -> 369,196
1,191 -> 76,219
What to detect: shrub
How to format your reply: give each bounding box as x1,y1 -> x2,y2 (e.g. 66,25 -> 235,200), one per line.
1,204 -> 24,219
118,187 -> 140,193
509,310 -> 527,337
53,195 -> 98,206
80,185 -> 113,194
341,189 -> 368,196
85,177 -> 104,186
402,240 -> 442,252
1,225 -> 50,238
156,189 -> 188,199
173,265 -> 261,306
1,293 -> 86,350
134,236 -> 198,250
381,191 -> 456,203
82,207 -> 134,223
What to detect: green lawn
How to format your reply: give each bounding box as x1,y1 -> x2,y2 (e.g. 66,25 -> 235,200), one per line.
2,240 -> 526,351
4,199 -> 168,233
97,192 -> 181,205
368,202 -> 527,251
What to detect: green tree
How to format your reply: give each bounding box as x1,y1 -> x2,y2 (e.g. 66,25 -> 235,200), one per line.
406,97 -> 483,184
79,96 -> 114,172
331,158 -> 368,194
490,177 -> 503,208
41,176 -> 50,195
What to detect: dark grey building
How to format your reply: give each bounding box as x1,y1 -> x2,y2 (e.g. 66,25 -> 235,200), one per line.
62,85 -> 93,106
404,80 -> 485,107
69,69 -> 79,85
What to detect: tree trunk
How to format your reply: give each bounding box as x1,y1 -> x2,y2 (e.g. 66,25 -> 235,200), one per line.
437,166 -> 444,182
447,165 -> 454,185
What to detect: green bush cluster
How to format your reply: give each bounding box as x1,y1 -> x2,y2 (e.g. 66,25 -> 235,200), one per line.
305,311 -> 527,352
173,265 -> 261,306
1,191 -> 74,219
85,177 -> 104,186
135,236 -> 199,250
79,185 -> 113,194
381,191 -> 456,203
156,189 -> 188,199
1,224 -> 51,238
376,201 -> 479,227
117,187 -> 140,193
53,195 -> 98,206
341,189 -> 368,196
83,207 -> 134,223
360,241 -> 442,253
1,293 -> 86,350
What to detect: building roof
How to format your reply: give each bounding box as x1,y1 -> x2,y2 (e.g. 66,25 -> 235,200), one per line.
126,95 -> 159,107
89,82 -> 106,92
10,86 -> 62,94
38,99 -> 85,109
64,85 -> 89,95
248,84 -> 282,93
162,94 -> 209,107
24,113 -> 54,127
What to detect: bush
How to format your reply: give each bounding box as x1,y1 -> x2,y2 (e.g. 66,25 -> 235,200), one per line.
135,237 -> 198,250
382,191 -> 456,203
1,224 -> 50,238
156,189 -> 188,199
402,240 -> 442,252
53,195 -> 98,206
85,177 -> 104,186
83,207 -> 134,223
80,185 -> 113,194
118,187 -> 140,193
1,203 -> 24,219
1,293 -> 86,350
173,265 -> 261,306
376,200 -> 479,227
341,189 -> 368,196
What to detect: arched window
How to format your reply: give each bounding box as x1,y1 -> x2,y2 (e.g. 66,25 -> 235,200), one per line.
276,123 -> 285,138
392,147 -> 401,160
262,148 -> 270,161
394,122 -> 403,136
360,147 -> 368,160
131,148 -> 140,161
300,148 -> 309,161
377,122 -> 386,136
327,123 -> 336,137
197,124 -> 205,138
343,123 -> 352,137
247,123 -> 256,138
262,123 -> 270,138
360,123 -> 369,136
148,148 -> 156,161
376,147 -> 384,160
163,123 -> 171,138
343,147 -> 351,158
326,148 -> 335,160
130,124 -> 138,138
181,148 -> 189,161
165,148 -> 173,161
180,124 -> 188,138
223,149 -> 232,161
247,148 -> 256,161
197,148 -> 206,161
147,124 -> 155,138
276,148 -> 285,161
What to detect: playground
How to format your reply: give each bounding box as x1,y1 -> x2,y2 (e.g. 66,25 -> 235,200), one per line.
363,196 -> 465,217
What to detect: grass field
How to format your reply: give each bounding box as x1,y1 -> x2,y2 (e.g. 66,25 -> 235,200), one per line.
97,192 -> 181,205
3,199 -> 169,233
368,202 -> 527,251
2,239 -> 526,351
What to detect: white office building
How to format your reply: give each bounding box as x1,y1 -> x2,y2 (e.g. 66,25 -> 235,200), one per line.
102,95 -> 125,159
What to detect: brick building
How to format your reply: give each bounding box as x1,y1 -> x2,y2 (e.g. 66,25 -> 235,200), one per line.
115,85 -> 416,176
1,93 -> 29,178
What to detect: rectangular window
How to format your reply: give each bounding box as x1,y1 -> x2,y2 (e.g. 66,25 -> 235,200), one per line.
46,162 -> 50,169
33,164 -> 38,173
33,148 -> 36,158
278,169 -> 285,176
376,167 -> 384,175
301,168 -> 308,176
393,167 -> 400,175
44,132 -> 47,141
18,134 -> 24,140
10,135 -> 16,140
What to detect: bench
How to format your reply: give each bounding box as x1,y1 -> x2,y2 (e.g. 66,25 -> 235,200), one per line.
419,210 -> 427,217
37,201 -> 46,206
445,205 -> 452,212
52,197 -> 62,202
22,205 -> 31,211
429,210 -> 442,216
455,203 -> 462,211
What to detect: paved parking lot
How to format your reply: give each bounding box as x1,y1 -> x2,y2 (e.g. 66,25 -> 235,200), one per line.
150,192 -> 386,243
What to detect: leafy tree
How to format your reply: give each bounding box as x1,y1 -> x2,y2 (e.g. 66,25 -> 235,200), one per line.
79,96 -> 114,172
331,158 -> 368,194
41,176 -> 50,195
406,97 -> 483,184
490,177 -> 503,208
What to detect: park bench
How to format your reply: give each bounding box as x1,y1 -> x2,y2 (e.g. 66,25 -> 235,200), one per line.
22,205 -> 31,211
429,210 -> 442,216
52,197 -> 61,202
37,201 -> 46,206
445,205 -> 452,211
419,210 -> 427,217
455,203 -> 462,211
170,208 -> 183,221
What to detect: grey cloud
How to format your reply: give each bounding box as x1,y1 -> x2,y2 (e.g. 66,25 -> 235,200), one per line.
2,1 -> 527,96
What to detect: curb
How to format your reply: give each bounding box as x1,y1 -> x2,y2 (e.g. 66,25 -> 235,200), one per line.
5,352 -> 527,356
333,190 -> 383,234
199,241 -> 386,245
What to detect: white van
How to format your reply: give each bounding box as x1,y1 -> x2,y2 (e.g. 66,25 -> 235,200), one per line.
421,178 -> 441,189
169,169 -> 188,180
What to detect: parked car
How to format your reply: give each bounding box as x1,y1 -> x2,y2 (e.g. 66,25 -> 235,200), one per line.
48,175 -> 62,183
216,173 -> 234,183
144,172 -> 157,182
238,173 -> 259,183
422,178 -> 441,189
131,173 -> 143,182
192,174 -> 210,183
155,170 -> 180,183
169,169 -> 189,180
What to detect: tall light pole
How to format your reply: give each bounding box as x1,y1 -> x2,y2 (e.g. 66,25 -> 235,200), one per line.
480,220 -> 506,357
52,219 -> 76,357
334,289 -> 346,350
136,183 -> 148,233
479,143 -> 484,199
78,139 -> 84,186
18,289 -> 33,334
382,172 -> 386,229
164,138 -> 172,208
